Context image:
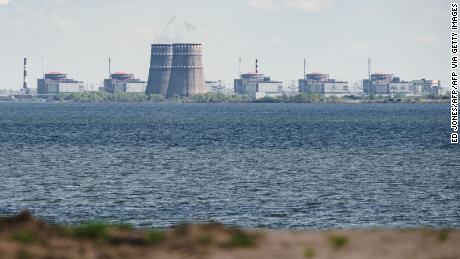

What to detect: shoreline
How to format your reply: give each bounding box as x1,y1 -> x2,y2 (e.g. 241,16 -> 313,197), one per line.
0,92 -> 451,104
0,99 -> 451,104
1,211 -> 458,259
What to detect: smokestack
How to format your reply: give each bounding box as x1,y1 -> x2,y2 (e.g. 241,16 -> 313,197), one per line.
42,57 -> 46,79
239,57 -> 242,79
255,59 -> 259,74
368,57 -> 371,80
23,58 -> 28,91
109,58 -> 112,79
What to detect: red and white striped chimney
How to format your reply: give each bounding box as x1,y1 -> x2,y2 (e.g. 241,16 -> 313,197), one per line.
23,58 -> 28,90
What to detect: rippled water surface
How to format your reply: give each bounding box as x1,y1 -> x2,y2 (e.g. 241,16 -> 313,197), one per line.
0,102 -> 458,229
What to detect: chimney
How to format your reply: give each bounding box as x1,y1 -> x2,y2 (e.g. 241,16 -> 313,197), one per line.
42,57 -> 46,79
368,57 -> 371,80
109,58 -> 112,79
23,58 -> 28,90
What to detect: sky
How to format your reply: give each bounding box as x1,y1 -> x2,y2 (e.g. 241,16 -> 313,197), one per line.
0,0 -> 451,90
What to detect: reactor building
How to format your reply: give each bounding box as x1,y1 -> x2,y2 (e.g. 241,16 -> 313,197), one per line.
363,74 -> 418,97
37,72 -> 84,95
234,60 -> 283,100
104,73 -> 147,94
298,73 -> 350,97
412,79 -> 443,96
146,43 -> 206,97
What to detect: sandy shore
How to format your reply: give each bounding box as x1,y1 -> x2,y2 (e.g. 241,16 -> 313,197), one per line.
0,212 -> 458,259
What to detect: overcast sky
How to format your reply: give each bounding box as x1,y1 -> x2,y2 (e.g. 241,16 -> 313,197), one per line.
0,0 -> 451,90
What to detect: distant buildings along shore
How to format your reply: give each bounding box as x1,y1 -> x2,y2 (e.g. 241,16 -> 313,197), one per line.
37,73 -> 84,95
104,73 -> 146,94
5,45 -> 444,100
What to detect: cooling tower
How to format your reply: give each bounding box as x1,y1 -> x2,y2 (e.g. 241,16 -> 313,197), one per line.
167,44 -> 206,97
146,44 -> 173,96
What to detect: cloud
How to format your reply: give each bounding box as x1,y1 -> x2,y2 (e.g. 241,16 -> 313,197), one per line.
0,0 -> 10,5
248,0 -> 334,12
184,21 -> 197,32
141,17 -> 200,43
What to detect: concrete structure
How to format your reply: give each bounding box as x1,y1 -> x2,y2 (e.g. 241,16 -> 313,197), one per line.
21,58 -> 30,94
234,73 -> 265,94
104,73 -> 147,94
299,73 -> 350,97
167,43 -> 206,97
146,43 -> 206,97
285,80 -> 300,95
37,73 -> 84,94
412,79 -> 442,96
234,71 -> 283,100
146,44 -> 173,96
363,74 -> 418,97
245,80 -> 283,99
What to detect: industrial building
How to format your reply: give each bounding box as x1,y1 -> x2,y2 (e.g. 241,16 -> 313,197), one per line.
234,60 -> 283,100
104,73 -> 147,94
412,79 -> 442,96
363,74 -> 418,97
37,73 -> 84,95
146,43 -> 207,97
298,73 -> 350,97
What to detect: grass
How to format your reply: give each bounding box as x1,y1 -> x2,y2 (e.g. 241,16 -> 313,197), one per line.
229,231 -> 255,247
146,230 -> 166,245
329,234 -> 348,249
113,223 -> 134,231
11,230 -> 37,244
438,229 -> 449,242
16,249 -> 34,259
197,233 -> 213,245
304,247 -> 315,258
72,222 -> 108,241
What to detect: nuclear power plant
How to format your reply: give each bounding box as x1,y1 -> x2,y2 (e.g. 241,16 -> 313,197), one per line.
146,43 -> 206,97
7,53 -> 444,99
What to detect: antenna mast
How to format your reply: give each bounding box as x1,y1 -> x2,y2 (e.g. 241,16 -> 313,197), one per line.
23,58 -> 28,93
368,57 -> 371,80
238,57 -> 242,79
109,58 -> 112,79
42,57 -> 46,79
303,58 -> 306,80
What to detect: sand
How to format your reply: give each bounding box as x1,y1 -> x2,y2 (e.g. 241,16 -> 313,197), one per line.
0,211 -> 458,259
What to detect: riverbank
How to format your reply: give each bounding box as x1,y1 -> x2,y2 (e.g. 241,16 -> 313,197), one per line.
0,212 -> 458,259
0,92 -> 451,104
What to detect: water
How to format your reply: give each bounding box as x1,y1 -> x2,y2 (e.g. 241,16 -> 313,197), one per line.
0,102 -> 458,229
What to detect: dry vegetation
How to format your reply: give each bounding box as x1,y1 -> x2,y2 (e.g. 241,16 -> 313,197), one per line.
0,211 -> 459,259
